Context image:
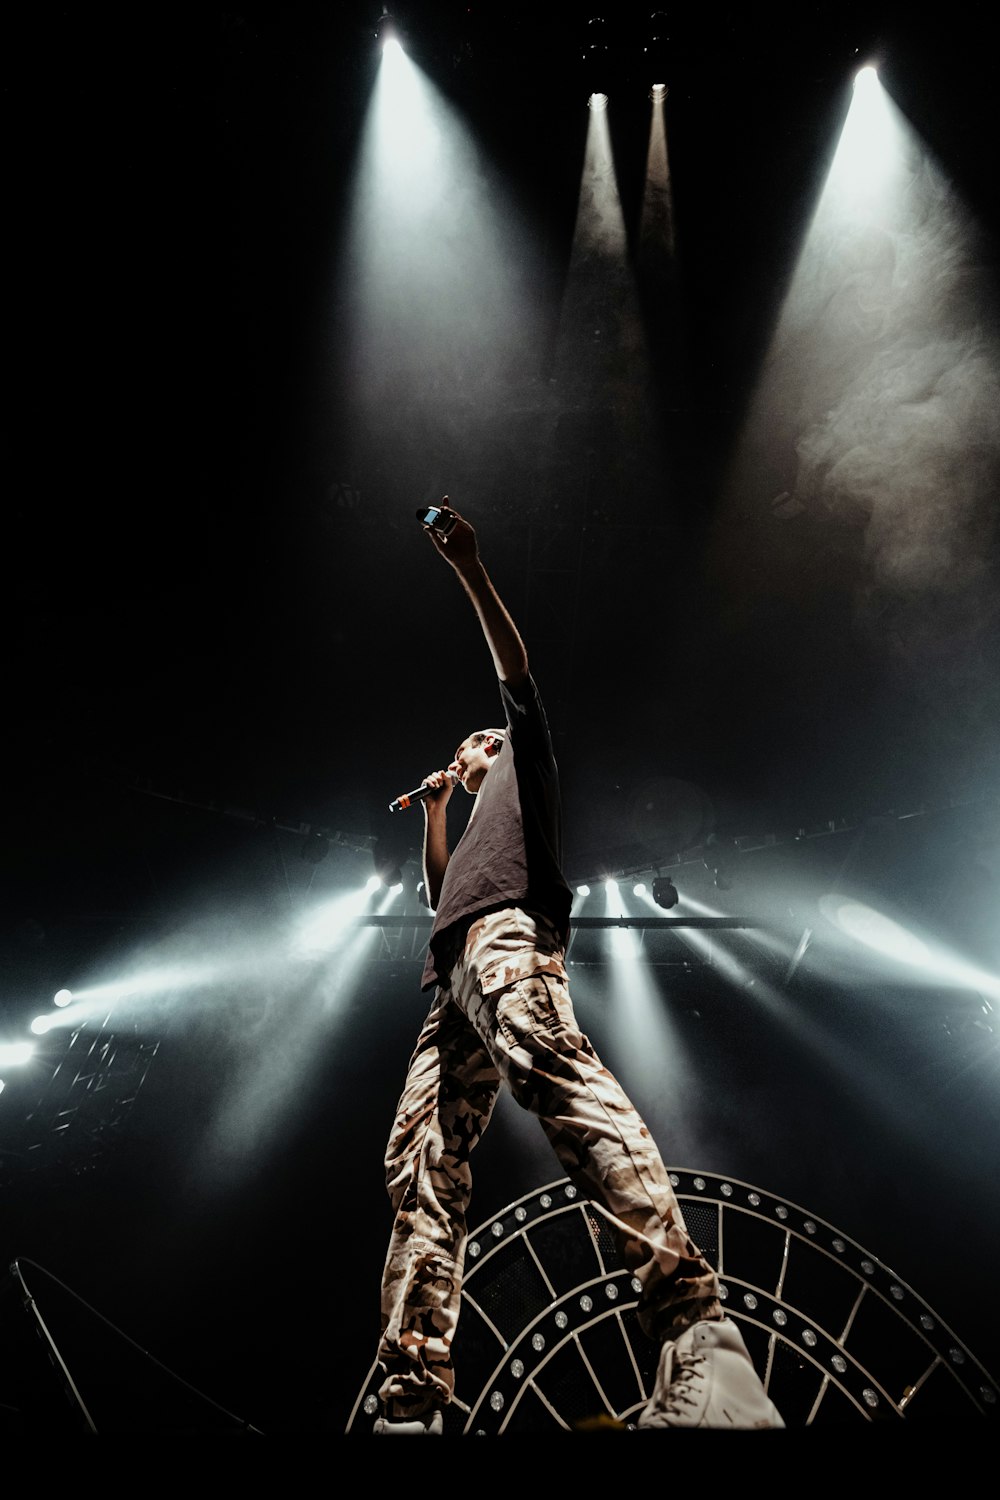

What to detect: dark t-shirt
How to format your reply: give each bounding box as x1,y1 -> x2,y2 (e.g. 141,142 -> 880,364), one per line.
420,673 -> 573,990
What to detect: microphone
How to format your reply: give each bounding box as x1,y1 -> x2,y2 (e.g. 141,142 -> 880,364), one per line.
389,772 -> 458,814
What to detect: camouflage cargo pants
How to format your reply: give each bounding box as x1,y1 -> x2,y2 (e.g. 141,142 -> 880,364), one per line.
377,906 -> 720,1419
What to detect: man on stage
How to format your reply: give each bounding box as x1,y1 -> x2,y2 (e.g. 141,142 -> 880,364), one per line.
373,500 -> 783,1434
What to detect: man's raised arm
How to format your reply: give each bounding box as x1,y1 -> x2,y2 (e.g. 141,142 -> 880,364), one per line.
422,501 -> 528,687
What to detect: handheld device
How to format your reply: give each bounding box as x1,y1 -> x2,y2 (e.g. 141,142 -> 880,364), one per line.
415,504 -> 457,535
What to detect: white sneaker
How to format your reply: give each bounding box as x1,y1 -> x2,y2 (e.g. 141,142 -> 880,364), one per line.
372,1409 -> 444,1435
638,1318 -> 785,1429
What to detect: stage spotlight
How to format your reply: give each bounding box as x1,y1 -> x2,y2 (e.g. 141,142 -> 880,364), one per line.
604,877 -> 619,892
649,83 -> 667,101
53,988 -> 73,1007
0,1041 -> 34,1068
375,10 -> 400,49
581,15 -> 610,102
374,830 -> 407,888
821,898 -> 931,968
576,883 -> 591,897
643,9 -> 671,82
633,881 -> 647,897
652,876 -> 679,910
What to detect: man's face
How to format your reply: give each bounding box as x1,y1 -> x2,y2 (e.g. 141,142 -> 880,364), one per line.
449,734 -> 499,795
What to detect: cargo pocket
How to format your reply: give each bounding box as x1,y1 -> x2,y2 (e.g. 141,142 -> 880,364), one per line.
491,972 -> 569,1076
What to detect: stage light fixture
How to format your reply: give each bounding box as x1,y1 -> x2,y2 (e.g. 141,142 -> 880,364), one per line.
576,883 -> 591,897
54,989 -> 73,1008
375,10 -> 400,48
0,1041 -> 34,1068
300,831 -> 330,865
652,876 -> 679,910
633,881 -> 647,897
703,835 -> 734,891
580,15 -> 611,102
644,10 -> 671,76
374,827 -> 408,890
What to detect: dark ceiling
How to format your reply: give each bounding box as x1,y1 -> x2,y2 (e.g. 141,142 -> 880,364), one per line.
3,2 -> 1000,1440
8,4 -> 999,911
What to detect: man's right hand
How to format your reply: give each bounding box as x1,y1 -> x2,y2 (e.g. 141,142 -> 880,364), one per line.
420,768 -> 456,813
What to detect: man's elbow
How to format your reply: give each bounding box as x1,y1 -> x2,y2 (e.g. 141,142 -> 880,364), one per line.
500,651 -> 529,687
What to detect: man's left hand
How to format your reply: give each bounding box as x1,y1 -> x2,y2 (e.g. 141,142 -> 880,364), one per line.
423,499 -> 479,574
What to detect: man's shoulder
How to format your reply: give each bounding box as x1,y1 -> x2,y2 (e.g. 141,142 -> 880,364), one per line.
499,670 -> 542,709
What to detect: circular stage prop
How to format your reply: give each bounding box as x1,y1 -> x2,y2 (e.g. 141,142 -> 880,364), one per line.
349,1169 -> 999,1432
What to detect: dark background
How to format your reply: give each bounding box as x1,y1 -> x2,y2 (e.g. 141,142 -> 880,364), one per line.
2,2 -> 999,1438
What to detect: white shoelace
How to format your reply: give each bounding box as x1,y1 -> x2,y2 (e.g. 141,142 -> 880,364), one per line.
663,1348 -> 707,1413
